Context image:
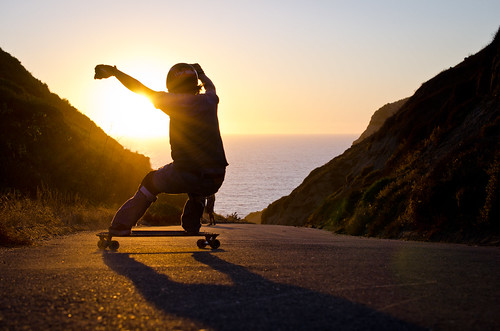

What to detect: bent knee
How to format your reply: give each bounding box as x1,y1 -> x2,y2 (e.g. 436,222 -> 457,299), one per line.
141,171 -> 161,196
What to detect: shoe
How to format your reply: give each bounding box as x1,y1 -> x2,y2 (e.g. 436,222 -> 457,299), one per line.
108,224 -> 132,236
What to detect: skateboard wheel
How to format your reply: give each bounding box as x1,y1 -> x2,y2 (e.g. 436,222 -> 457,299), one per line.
109,240 -> 120,250
197,239 -> 207,249
97,239 -> 108,249
209,239 -> 221,249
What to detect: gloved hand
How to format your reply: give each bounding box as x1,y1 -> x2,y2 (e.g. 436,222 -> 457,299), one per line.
94,65 -> 117,79
190,63 -> 204,76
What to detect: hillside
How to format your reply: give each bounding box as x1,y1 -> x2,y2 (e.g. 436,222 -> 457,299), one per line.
262,28 -> 500,244
0,48 -> 151,205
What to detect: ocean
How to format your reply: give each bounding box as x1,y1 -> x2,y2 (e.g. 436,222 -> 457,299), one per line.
120,134 -> 358,218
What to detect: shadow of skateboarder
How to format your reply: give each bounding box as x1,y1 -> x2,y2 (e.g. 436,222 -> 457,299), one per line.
102,251 -> 423,330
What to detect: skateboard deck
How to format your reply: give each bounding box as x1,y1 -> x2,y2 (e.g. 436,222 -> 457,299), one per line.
96,230 -> 220,250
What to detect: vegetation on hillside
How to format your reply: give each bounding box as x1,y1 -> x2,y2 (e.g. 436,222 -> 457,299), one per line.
0,190 -> 115,246
262,27 -> 500,245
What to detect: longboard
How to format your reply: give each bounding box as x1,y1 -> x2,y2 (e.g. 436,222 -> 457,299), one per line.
96,230 -> 220,250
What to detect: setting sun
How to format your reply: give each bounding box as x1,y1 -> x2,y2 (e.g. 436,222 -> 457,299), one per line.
90,72 -> 170,139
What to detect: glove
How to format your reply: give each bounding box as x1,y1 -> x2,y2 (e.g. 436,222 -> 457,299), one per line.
94,65 -> 117,79
190,63 -> 204,76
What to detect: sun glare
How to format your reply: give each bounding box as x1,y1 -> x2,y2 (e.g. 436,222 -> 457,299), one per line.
92,79 -> 170,139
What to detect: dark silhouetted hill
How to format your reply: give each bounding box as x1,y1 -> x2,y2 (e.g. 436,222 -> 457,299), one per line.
0,48 -> 152,205
262,28 -> 500,245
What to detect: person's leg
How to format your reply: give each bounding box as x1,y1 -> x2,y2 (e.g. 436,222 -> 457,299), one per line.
181,194 -> 205,233
109,186 -> 157,235
180,175 -> 224,232
206,195 -> 215,225
152,164 -> 204,233
152,164 -> 226,234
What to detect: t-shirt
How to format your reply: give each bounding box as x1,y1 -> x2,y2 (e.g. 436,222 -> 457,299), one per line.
151,75 -> 228,171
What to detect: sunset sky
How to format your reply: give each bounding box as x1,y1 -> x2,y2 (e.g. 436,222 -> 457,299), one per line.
1,1 -> 499,140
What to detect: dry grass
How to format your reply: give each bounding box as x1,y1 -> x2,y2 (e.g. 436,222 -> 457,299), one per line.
0,191 -> 115,246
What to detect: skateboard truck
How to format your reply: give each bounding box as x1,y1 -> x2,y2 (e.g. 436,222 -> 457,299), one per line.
97,233 -> 120,250
196,233 -> 220,249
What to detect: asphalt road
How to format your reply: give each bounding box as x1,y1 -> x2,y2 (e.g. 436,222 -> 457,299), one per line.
0,224 -> 498,330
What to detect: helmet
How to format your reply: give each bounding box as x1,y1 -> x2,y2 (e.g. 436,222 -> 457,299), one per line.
166,63 -> 199,93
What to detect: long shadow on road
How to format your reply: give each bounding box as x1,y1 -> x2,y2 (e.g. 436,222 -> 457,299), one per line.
103,251 -> 424,331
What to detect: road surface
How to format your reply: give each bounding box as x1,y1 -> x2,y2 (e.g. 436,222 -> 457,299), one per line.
0,224 -> 498,330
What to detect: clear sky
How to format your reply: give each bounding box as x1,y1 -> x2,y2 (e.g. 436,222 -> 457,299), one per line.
1,1 -> 499,140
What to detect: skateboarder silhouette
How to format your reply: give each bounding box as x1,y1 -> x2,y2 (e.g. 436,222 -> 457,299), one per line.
95,63 -> 228,236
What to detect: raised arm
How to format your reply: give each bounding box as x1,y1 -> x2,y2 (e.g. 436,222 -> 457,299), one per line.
94,64 -> 157,98
191,63 -> 216,94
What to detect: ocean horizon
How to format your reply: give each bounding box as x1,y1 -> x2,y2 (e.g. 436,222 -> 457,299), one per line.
119,134 -> 358,218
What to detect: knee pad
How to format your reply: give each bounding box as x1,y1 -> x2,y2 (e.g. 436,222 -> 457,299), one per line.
140,171 -> 161,196
139,186 -> 157,202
